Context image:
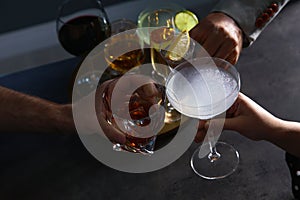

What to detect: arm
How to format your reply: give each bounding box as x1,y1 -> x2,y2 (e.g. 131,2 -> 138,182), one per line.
94,77 -> 164,144
189,12 -> 243,64
270,121 -> 300,158
212,0 -> 290,46
189,0 -> 289,64
0,86 -> 75,134
195,93 -> 300,157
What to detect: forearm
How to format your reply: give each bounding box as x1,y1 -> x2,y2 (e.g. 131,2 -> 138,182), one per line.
268,119 -> 300,157
0,86 -> 75,134
212,0 -> 289,46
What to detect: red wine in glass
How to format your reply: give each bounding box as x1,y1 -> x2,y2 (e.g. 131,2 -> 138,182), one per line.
57,0 -> 111,56
58,15 -> 110,56
57,0 -> 111,97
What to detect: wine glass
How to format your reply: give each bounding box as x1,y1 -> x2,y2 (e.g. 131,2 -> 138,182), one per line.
166,57 -> 241,179
137,4 -> 184,124
57,0 -> 111,57
151,30 -> 196,124
57,0 -> 111,96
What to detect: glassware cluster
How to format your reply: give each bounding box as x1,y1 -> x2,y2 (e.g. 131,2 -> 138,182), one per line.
56,1 -> 241,179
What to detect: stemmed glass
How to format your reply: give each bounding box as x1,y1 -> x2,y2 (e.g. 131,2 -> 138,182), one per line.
56,0 -> 111,95
151,30 -> 196,124
137,3 -> 183,45
166,57 -> 241,179
137,4 -> 184,124
104,29 -> 145,75
56,0 -> 111,57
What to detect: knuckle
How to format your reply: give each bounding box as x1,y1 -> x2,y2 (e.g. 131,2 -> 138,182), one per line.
226,37 -> 238,47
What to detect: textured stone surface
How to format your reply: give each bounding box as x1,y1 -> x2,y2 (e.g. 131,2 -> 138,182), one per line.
0,1 -> 300,200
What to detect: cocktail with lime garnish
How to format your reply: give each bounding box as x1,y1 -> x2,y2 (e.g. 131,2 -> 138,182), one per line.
137,4 -> 199,124
148,9 -> 199,77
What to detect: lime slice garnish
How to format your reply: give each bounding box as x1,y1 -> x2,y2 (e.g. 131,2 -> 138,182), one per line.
174,10 -> 198,32
166,31 -> 190,61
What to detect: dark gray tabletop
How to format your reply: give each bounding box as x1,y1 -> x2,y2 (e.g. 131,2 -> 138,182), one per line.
1,1 -> 300,200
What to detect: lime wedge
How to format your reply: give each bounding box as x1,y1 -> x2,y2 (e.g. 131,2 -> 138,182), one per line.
174,10 -> 198,32
166,31 -> 190,61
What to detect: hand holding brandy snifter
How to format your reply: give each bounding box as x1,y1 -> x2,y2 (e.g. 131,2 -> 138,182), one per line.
56,0 -> 111,57
98,68 -> 166,155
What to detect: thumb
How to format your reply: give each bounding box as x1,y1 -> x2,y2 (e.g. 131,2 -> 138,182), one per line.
222,117 -> 238,131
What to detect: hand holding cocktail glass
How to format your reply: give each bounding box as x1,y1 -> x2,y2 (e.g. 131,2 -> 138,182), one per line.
166,57 -> 240,179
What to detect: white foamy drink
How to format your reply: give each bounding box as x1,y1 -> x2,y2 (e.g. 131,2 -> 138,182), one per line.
166,64 -> 239,119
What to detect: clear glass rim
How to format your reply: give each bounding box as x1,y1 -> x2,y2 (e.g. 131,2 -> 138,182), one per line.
111,78 -> 166,122
56,0 -> 104,26
137,3 -> 184,28
166,57 -> 241,109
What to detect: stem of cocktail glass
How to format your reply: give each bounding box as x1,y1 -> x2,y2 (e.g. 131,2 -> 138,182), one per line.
208,141 -> 221,162
150,46 -> 180,123
198,116 -> 225,161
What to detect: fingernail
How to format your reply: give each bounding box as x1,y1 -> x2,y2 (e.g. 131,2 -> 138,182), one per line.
204,121 -> 210,129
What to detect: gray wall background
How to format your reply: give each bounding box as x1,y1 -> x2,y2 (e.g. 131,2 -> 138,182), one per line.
0,0 -> 131,34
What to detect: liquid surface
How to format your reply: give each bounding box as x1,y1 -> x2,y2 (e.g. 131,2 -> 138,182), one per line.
58,15 -> 109,56
166,65 -> 239,119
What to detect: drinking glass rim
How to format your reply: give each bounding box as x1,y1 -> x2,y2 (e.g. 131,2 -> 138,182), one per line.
112,106 -> 163,122
56,0 -> 105,26
137,3 -> 184,27
112,95 -> 166,123
111,73 -> 166,121
166,57 -> 241,109
137,2 -> 184,16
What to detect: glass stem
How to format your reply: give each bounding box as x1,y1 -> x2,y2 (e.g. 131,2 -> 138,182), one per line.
208,142 -> 221,162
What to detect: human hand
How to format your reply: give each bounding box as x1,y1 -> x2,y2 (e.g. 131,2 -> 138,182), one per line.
95,76 -> 165,144
95,78 -> 126,144
70,78 -> 126,143
189,12 -> 243,65
194,93 -> 284,142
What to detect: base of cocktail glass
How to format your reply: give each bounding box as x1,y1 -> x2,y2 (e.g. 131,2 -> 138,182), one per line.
190,142 -> 239,180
